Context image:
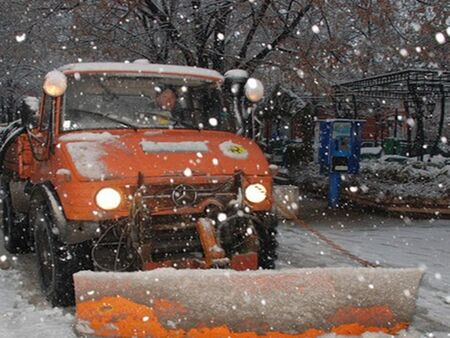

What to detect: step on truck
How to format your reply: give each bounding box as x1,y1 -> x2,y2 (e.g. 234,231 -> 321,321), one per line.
0,61 -> 422,337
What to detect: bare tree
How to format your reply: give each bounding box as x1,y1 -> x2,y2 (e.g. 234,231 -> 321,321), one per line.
0,0 -> 448,122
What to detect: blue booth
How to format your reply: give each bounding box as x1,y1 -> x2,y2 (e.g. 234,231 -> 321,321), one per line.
318,119 -> 364,208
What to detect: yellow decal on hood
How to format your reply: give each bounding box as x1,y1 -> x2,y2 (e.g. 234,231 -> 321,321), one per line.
219,141 -> 249,160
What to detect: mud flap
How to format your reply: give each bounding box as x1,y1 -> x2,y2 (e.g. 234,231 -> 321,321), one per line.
74,267 -> 422,337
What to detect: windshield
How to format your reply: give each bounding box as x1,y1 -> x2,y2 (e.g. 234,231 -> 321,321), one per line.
62,74 -> 234,132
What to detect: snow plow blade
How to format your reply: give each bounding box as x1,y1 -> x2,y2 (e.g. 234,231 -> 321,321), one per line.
74,267 -> 422,337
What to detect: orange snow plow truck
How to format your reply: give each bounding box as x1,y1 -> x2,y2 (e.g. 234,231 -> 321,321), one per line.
0,62 -> 422,337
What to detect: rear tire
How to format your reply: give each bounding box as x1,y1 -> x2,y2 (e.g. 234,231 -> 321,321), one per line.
0,181 -> 32,253
30,193 -> 90,307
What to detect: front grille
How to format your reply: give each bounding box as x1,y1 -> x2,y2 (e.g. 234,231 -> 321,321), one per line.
141,179 -> 236,213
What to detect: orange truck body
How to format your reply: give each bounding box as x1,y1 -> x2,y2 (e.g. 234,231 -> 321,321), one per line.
1,62 -> 276,268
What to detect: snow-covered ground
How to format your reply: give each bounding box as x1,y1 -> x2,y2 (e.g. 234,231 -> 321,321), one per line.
0,248 -> 76,337
0,200 -> 449,337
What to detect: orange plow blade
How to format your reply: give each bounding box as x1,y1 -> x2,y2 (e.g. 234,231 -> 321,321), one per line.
73,267 -> 422,337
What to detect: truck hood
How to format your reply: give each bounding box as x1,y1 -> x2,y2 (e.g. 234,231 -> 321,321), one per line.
58,129 -> 269,182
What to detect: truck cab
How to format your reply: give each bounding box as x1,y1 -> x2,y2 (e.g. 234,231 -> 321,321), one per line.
0,62 -> 277,306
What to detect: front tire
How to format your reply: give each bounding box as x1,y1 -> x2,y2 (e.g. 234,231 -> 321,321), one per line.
30,193 -> 90,307
255,213 -> 278,269
0,181 -> 31,253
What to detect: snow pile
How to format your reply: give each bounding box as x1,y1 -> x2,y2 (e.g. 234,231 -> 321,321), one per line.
355,159 -> 450,200
292,157 -> 450,207
438,141 -> 450,154
361,146 -> 383,155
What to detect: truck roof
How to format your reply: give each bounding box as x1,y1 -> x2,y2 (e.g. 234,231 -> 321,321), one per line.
58,62 -> 224,82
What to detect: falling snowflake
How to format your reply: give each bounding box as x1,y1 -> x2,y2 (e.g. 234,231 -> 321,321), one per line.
406,118 -> 416,127
399,48 -> 408,57
183,168 -> 192,177
208,118 -> 218,126
435,32 -> 446,44
217,213 -> 227,222
15,33 -> 26,42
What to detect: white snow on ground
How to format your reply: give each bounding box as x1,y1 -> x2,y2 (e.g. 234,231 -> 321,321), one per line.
0,255 -> 76,338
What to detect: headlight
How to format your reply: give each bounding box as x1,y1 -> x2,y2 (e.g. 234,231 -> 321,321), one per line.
43,70 -> 67,97
245,183 -> 267,204
95,187 -> 122,210
244,78 -> 264,103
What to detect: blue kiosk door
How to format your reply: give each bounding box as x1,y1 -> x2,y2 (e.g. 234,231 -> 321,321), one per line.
318,119 -> 364,208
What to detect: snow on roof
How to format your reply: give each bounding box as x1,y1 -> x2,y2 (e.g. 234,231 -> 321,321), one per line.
58,62 -> 224,82
224,69 -> 248,80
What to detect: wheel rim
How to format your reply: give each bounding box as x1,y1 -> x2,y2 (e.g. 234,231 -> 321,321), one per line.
34,205 -> 55,291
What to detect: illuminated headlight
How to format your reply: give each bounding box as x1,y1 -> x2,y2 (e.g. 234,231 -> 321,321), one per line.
245,183 -> 267,204
95,187 -> 122,210
43,70 -> 67,97
244,78 -> 264,103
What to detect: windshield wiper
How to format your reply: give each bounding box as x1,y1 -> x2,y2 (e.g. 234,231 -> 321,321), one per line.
137,111 -> 198,130
168,115 -> 198,129
72,108 -> 139,130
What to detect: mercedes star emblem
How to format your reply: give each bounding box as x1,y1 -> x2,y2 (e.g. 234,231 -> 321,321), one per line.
171,184 -> 197,207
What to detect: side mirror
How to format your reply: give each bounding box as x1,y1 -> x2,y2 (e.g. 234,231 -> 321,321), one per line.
224,69 -> 248,97
20,96 -> 39,129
